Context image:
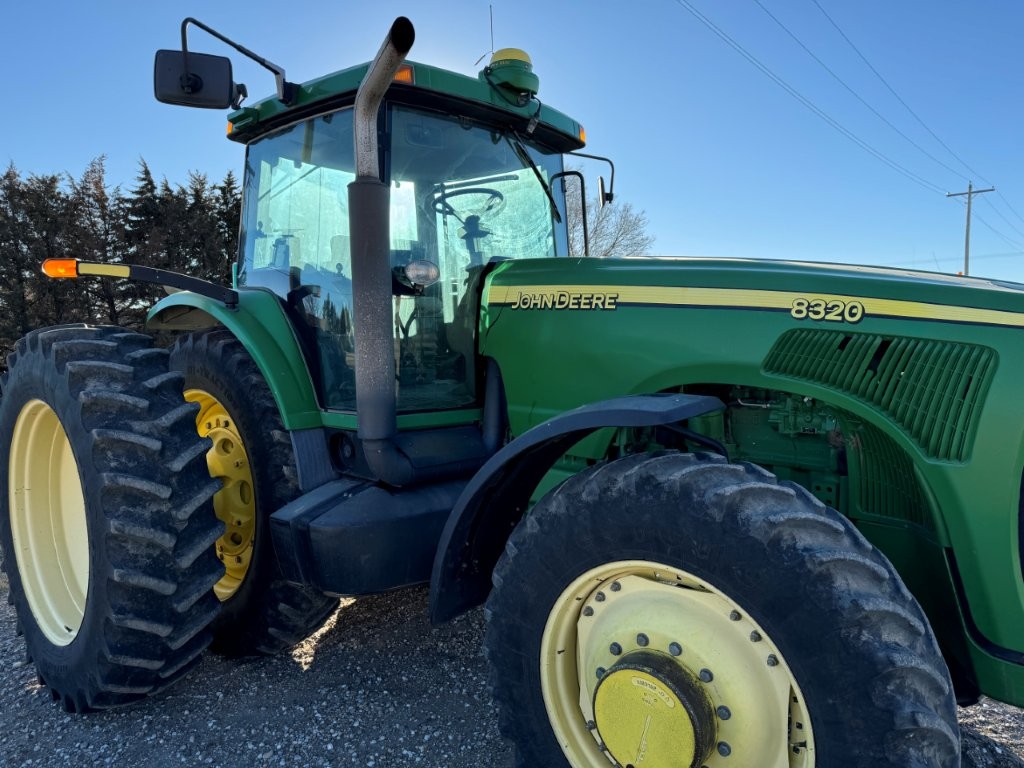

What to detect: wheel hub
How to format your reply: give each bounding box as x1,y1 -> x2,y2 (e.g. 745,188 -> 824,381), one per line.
594,650 -> 715,768
541,562 -> 815,767
184,389 -> 255,601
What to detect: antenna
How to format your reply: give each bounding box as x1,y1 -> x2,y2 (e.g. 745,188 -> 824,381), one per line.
474,4 -> 496,66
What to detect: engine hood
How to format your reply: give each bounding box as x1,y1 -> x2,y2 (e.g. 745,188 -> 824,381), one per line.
483,256 -> 1024,328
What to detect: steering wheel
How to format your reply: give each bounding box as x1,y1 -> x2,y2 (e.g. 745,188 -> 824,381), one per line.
432,187 -> 506,220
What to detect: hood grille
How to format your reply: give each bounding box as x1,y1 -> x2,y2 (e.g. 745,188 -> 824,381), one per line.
764,329 -> 996,461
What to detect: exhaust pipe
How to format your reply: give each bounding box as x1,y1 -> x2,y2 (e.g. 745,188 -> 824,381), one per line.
348,17 -> 415,485
354,18 -> 415,179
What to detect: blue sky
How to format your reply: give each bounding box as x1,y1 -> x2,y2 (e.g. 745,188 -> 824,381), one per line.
4,1 -> 1024,281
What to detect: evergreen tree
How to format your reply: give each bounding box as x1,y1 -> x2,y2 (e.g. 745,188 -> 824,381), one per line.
0,158 -> 241,370
0,164 -> 33,359
214,170 -> 241,284
68,157 -> 137,326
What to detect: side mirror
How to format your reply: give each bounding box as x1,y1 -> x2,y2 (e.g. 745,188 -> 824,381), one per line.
598,176 -> 614,208
154,49 -> 236,109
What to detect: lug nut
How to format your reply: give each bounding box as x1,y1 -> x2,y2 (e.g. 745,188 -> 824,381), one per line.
595,591 -> 606,602
729,610 -> 741,621
767,654 -> 779,667
699,668 -> 714,683
749,631 -> 762,642
716,705 -> 731,720
583,606 -> 594,617
668,642 -> 682,657
636,633 -> 649,647
610,581 -> 621,592
596,667 -> 606,679
717,742 -> 732,757
586,720 -> 596,731
609,642 -> 622,656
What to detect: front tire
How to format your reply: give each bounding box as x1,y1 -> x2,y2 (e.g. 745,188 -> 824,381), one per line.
170,329 -> 336,656
485,451 -> 960,767
0,325 -> 223,711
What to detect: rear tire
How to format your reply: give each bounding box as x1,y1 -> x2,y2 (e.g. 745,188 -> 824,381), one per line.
0,325 -> 223,711
170,329 -> 336,655
485,451 -> 960,767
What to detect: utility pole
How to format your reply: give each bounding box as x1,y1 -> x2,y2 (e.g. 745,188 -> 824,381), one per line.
946,182 -> 994,276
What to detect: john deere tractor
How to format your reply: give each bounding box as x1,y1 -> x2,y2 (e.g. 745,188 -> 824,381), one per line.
4,15 -> 1024,767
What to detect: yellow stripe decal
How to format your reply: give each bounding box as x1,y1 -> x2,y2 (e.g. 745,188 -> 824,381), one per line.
78,263 -> 131,278
486,284 -> 1024,328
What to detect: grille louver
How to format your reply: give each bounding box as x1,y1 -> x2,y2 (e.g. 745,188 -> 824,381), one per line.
850,419 -> 931,528
764,330 -> 995,461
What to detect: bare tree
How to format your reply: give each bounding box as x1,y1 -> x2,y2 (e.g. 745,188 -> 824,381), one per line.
563,172 -> 654,258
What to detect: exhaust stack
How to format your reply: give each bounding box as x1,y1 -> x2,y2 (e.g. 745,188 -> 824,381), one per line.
348,17 -> 416,484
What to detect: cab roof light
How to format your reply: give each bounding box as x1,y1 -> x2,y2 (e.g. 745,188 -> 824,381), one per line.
394,64 -> 415,84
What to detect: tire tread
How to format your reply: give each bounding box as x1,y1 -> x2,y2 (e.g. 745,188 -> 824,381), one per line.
0,325 -> 223,711
484,451 -> 959,767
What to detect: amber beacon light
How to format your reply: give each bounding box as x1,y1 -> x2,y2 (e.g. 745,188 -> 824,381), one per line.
41,259 -> 80,278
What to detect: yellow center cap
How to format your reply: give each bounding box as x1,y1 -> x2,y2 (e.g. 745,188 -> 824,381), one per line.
592,652 -> 715,768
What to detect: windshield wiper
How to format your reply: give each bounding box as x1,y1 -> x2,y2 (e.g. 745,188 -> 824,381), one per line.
506,131 -> 562,224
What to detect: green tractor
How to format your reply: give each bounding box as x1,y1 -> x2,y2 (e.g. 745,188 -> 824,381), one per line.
3,15 -> 1023,767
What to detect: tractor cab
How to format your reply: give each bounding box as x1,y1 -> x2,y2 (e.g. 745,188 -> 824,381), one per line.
147,17 -> 595,491
235,96 -> 570,413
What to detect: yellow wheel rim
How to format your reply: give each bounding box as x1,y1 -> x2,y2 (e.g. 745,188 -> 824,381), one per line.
541,560 -> 815,767
8,400 -> 89,646
185,389 -> 255,601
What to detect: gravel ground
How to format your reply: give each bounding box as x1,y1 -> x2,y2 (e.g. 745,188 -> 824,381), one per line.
1,570 -> 1023,767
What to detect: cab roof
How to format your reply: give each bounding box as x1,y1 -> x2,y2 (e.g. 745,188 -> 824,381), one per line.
226,59 -> 585,153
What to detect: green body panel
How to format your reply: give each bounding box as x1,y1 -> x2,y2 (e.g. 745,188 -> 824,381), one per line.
147,289 -> 322,430
479,256 -> 1024,704
147,291 -> 485,434
226,60 -> 583,147
319,409 -> 483,431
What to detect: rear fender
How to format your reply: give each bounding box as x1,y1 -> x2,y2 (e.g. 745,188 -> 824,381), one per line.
428,393 -> 724,623
147,289 -> 321,430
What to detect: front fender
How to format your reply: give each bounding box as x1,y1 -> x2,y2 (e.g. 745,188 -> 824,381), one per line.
147,289 -> 321,430
428,393 -> 724,624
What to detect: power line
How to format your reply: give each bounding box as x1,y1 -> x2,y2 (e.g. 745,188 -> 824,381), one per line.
753,0 -> 970,184
994,190 -> 1024,228
981,195 -> 1024,241
810,0 -> 989,184
971,210 -> 1024,253
952,196 -> 1024,254
810,0 -> 1024,231
671,0 -> 946,195
966,250 -> 1024,261
880,251 -> 1024,268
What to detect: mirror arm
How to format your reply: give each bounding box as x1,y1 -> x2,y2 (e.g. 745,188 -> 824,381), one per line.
180,17 -> 297,105
567,151 -> 615,204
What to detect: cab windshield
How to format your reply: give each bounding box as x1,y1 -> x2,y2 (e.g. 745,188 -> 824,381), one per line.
238,104 -> 567,412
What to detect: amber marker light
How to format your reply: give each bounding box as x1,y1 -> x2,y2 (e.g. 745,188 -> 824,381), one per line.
41,259 -> 80,279
394,64 -> 415,84
579,126 -> 586,144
